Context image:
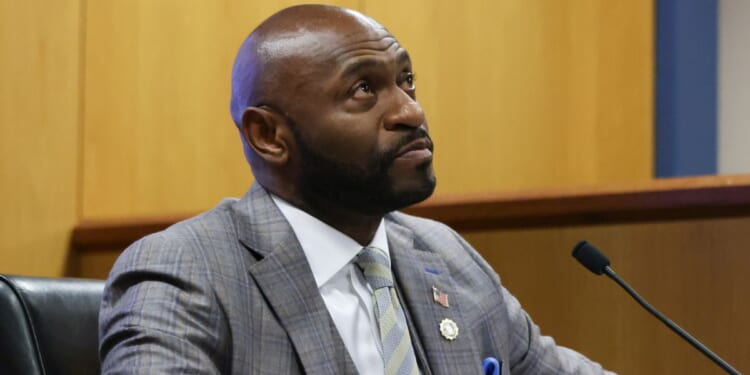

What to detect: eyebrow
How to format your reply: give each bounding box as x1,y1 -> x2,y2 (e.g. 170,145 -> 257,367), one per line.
339,50 -> 412,78
397,50 -> 412,65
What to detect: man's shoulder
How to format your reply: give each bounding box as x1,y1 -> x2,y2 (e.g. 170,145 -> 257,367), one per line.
386,210 -> 460,242
114,198 -> 245,268
386,210 -> 498,278
385,210 -> 473,261
148,198 -> 240,244
386,210 -> 449,230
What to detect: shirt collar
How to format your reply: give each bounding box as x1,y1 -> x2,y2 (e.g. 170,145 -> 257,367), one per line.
271,195 -> 390,288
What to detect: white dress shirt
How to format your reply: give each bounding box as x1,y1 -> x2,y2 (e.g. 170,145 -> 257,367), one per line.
272,196 -> 387,375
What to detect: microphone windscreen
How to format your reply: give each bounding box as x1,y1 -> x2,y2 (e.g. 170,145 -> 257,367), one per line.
572,241 -> 610,275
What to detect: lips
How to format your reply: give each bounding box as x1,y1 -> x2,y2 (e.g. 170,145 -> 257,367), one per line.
395,137 -> 433,160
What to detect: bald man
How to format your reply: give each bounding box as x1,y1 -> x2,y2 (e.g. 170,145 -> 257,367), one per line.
99,5 -> 615,375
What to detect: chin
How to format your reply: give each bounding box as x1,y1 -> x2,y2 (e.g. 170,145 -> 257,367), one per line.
390,175 -> 437,209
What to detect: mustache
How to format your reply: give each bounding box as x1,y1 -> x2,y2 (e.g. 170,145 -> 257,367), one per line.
383,127 -> 432,160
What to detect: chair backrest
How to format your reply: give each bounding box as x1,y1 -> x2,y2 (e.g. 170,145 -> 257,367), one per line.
0,274 -> 105,375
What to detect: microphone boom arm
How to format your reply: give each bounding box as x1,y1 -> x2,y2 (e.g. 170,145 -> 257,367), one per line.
603,266 -> 741,375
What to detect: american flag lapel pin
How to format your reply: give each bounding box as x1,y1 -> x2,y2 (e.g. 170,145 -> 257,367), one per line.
432,286 -> 450,308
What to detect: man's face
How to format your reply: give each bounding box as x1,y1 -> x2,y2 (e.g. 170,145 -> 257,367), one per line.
280,26 -> 436,215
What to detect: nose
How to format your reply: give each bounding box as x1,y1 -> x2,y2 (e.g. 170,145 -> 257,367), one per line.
383,89 -> 426,131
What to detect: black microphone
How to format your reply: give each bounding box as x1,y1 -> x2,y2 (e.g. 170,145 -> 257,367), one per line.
572,241 -> 741,375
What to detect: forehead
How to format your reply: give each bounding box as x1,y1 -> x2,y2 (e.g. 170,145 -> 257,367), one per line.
265,30 -> 410,100
258,8 -> 399,60
259,23 -> 407,71
311,29 -> 411,79
251,10 -> 412,107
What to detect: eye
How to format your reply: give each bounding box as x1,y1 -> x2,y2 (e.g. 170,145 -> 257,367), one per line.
400,72 -> 416,90
358,81 -> 371,93
352,80 -> 375,100
405,73 -> 414,86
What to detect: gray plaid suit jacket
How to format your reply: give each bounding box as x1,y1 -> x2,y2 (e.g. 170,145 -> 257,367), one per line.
99,183 -> 613,374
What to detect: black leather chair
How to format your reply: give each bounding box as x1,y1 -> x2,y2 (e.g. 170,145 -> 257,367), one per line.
0,274 -> 105,375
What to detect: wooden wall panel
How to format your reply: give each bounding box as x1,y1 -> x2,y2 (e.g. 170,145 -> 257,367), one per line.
82,0 -> 358,219
82,1 -> 653,219
465,218 -> 748,374
364,0 -> 653,194
1,1 -> 655,277
0,0 -> 82,276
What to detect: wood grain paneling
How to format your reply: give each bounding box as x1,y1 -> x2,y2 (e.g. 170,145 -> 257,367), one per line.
364,0 -> 654,194
70,174 -> 750,251
466,218 -> 749,374
0,0 -> 82,276
81,0 -> 358,219
81,1 -> 653,219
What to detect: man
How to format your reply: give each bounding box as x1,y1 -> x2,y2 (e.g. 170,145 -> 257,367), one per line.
99,4 -> 614,374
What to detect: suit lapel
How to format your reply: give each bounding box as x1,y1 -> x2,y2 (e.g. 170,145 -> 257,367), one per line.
387,219 -> 481,375
234,185 -> 357,374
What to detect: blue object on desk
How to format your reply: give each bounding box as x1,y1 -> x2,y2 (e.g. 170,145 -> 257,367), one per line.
482,357 -> 501,375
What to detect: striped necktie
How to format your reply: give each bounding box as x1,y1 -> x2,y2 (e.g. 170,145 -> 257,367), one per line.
356,246 -> 420,375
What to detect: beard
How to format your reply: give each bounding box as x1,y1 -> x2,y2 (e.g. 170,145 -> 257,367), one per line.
289,121 -> 436,216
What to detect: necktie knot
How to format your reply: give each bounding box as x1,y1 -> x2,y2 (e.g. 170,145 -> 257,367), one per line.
355,246 -> 394,290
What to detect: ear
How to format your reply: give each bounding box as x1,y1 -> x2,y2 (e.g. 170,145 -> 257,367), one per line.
240,106 -> 290,166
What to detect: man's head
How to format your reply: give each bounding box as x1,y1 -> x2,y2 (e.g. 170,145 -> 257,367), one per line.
230,4 -> 435,216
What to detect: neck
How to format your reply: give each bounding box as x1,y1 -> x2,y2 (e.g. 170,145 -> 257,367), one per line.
284,194 -> 384,246
261,176 -> 388,245
315,209 -> 382,246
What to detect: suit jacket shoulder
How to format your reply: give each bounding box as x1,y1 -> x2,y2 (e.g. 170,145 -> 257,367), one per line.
99,197 -> 248,374
99,186 -> 355,375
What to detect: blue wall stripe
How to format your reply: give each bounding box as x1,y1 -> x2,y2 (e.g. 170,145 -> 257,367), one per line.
655,0 -> 718,177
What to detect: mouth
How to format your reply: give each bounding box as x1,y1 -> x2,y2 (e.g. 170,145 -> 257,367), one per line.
395,137 -> 434,160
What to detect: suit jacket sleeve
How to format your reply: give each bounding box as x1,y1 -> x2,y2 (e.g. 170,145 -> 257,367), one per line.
99,232 -> 231,374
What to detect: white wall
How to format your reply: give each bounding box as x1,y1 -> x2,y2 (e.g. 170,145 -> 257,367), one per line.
719,1 -> 750,174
